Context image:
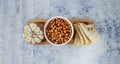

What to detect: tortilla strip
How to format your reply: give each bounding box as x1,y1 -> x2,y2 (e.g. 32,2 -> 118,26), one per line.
74,24 -> 85,45
78,23 -> 91,45
79,23 -> 92,44
80,23 -> 100,43
73,31 -> 81,47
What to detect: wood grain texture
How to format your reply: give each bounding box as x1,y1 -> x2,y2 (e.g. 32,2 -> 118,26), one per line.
27,19 -> 93,24
26,19 -> 93,44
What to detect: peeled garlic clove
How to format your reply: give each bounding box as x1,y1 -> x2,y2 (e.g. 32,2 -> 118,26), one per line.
29,23 -> 37,31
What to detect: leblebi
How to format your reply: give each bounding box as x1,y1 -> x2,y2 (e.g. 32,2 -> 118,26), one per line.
46,18 -> 72,44
22,23 -> 44,44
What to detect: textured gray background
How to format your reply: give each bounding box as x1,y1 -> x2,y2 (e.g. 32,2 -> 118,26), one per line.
0,0 -> 120,64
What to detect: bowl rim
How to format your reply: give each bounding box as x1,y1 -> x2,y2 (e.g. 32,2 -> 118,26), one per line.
44,16 -> 74,46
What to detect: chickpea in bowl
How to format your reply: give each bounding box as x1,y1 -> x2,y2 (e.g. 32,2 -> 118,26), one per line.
44,16 -> 74,46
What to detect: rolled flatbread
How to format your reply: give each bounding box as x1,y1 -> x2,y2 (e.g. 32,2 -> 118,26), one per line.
80,23 -> 100,43
73,31 -> 81,47
78,23 -> 91,45
74,24 -> 85,46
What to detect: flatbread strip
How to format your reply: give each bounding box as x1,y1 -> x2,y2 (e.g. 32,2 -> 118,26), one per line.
73,22 -> 100,47
73,24 -> 84,47
73,23 -> 92,47
78,23 -> 91,45
80,23 -> 100,43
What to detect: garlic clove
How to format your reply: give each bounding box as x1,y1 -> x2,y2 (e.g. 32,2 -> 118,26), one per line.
29,23 -> 37,31
34,27 -> 40,34
34,37 -> 41,43
23,25 -> 31,34
31,38 -> 36,44
38,34 -> 44,40
25,36 -> 32,43
22,33 -> 27,38
40,31 -> 43,34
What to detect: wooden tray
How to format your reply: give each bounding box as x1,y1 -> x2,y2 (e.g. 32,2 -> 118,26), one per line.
26,19 -> 93,45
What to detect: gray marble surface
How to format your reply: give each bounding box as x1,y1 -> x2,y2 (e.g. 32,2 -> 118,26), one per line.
0,0 -> 120,64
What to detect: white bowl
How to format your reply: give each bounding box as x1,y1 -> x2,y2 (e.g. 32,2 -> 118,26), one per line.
44,16 -> 74,46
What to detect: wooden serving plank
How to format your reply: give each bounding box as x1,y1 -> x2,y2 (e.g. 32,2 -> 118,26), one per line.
26,19 -> 93,45
27,19 -> 93,24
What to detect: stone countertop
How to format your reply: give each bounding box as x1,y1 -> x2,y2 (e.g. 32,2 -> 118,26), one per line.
0,0 -> 120,64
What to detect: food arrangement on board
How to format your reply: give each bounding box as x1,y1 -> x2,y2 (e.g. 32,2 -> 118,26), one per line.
22,16 -> 100,47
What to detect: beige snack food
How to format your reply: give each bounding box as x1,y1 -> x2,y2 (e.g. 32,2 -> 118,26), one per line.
73,23 -> 100,47
80,23 -> 100,43
74,24 -> 84,47
78,23 -> 91,45
22,23 -> 44,44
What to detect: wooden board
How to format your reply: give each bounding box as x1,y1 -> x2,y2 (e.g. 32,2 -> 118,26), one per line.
26,19 -> 93,45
